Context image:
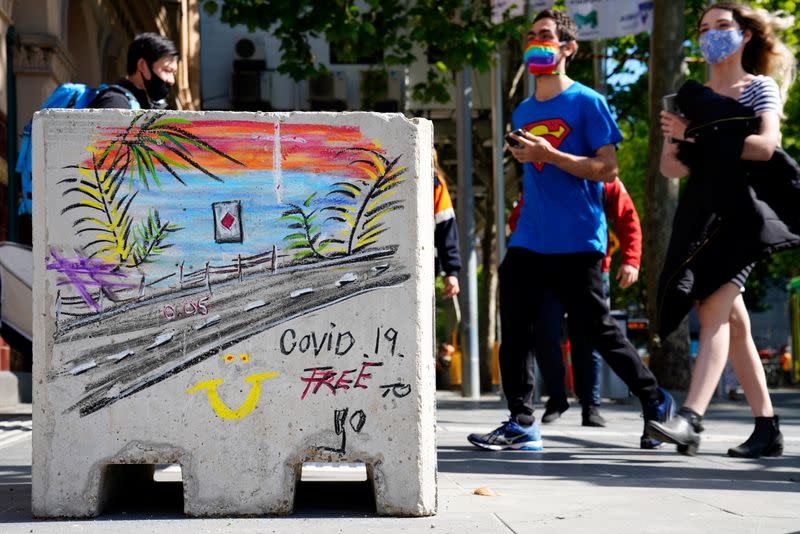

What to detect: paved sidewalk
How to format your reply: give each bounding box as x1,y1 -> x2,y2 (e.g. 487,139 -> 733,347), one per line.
1,390 -> 798,533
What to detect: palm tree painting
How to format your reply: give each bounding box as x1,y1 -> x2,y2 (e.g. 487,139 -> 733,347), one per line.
277,148 -> 407,261
323,148 -> 407,256
277,192 -> 333,261
55,114 -> 410,299
61,112 -> 245,269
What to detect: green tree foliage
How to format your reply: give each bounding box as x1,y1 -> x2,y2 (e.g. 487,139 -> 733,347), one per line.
201,0 -> 527,103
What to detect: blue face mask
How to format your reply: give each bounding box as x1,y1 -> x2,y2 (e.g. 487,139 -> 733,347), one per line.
699,29 -> 744,64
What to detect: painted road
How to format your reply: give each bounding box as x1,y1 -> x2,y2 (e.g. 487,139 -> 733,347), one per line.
49,249 -> 410,416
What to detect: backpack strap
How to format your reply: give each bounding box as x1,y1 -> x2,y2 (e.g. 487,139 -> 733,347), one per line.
101,84 -> 141,110
65,89 -> 81,108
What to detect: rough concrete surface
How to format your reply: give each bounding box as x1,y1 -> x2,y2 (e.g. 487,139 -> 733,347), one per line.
31,109 -> 435,517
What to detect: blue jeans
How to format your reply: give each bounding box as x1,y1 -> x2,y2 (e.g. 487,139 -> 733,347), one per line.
534,273 -> 608,407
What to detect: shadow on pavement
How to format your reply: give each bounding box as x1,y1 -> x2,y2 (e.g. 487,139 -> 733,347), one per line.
0,466 -> 32,524
292,480 -> 376,517
438,443 -> 800,493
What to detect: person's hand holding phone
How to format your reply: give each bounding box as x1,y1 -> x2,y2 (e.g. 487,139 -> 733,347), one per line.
506,128 -> 553,165
661,94 -> 692,143
505,128 -> 525,149
660,111 -> 691,143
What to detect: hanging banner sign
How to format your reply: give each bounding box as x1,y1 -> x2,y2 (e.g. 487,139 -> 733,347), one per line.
566,0 -> 653,40
491,0 -> 556,24
528,0 -> 557,12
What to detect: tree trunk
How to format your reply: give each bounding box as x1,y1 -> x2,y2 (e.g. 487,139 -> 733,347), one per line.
645,0 -> 692,389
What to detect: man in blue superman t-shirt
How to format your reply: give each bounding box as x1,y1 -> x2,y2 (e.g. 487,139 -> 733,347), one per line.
468,9 -> 674,452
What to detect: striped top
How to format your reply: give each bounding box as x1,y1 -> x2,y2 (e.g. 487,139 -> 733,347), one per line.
739,75 -> 782,114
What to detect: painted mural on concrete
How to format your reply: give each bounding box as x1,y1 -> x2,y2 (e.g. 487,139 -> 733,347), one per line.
45,112 -> 411,417
34,110 -> 435,517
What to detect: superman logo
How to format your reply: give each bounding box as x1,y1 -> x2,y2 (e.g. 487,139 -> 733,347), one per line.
522,118 -> 572,171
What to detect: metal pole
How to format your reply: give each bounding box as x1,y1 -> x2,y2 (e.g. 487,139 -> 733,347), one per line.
6,26 -> 18,242
456,65 -> 480,399
526,0 -> 536,98
491,53 -> 505,376
592,40 -> 607,96
491,57 -> 506,265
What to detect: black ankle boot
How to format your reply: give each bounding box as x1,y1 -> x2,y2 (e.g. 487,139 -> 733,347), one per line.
582,405 -> 606,427
727,416 -> 784,458
646,407 -> 704,456
541,395 -> 569,424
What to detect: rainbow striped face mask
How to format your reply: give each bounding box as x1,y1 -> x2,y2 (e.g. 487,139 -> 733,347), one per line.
524,40 -> 565,76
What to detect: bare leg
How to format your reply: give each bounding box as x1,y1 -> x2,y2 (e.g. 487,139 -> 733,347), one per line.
727,294 -> 774,417
683,283 -> 741,415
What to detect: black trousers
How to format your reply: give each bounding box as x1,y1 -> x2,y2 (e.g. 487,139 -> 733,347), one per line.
499,247 -> 659,423
533,288 -> 603,408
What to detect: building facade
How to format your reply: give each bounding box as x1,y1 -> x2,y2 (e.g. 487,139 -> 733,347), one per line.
0,0 -> 202,403
0,0 -> 202,244
198,7 -> 494,115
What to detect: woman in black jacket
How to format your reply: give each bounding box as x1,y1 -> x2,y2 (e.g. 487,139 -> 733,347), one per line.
646,3 -> 798,457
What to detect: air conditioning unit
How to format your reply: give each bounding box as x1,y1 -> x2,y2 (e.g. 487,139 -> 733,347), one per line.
359,69 -> 403,112
331,70 -> 348,101
234,37 -> 266,61
231,37 -> 270,110
386,69 -> 405,105
309,70 -> 347,100
308,70 -> 348,111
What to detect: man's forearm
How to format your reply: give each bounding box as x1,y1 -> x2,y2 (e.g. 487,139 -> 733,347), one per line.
545,149 -> 617,183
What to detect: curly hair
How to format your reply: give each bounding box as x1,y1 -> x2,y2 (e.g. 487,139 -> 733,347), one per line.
700,3 -> 796,101
533,9 -> 578,42
532,9 -> 579,67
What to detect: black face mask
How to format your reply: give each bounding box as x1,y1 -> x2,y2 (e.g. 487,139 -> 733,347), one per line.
144,63 -> 173,102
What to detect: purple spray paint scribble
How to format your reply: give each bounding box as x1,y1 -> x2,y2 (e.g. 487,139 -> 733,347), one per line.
46,249 -> 136,312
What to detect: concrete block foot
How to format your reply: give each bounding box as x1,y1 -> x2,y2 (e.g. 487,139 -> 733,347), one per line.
183,458 -> 297,517
368,459 -> 436,517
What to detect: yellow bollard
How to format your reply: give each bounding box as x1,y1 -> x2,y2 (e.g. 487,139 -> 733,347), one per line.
491,341 -> 500,387
449,330 -> 462,388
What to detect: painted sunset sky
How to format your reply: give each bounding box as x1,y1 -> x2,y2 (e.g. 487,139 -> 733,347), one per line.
75,120 -> 398,283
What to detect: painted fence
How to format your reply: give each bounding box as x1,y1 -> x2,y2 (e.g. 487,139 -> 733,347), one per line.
32,109 -> 435,517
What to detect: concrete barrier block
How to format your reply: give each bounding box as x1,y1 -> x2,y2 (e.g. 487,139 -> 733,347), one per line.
32,109 -> 435,517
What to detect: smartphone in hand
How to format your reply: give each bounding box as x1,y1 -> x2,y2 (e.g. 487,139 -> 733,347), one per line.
662,93 -> 681,115
662,94 -> 681,144
505,129 -> 525,149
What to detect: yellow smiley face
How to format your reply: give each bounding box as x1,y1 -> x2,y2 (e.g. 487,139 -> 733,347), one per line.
187,372 -> 279,419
